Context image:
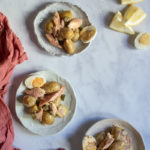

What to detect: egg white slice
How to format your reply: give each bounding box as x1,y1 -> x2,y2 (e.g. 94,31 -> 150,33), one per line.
134,32 -> 150,50
24,75 -> 46,89
80,26 -> 97,43
82,135 -> 97,150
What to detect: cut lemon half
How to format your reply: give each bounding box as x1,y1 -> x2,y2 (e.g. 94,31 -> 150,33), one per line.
121,0 -> 143,5
109,11 -> 135,35
124,5 -> 147,26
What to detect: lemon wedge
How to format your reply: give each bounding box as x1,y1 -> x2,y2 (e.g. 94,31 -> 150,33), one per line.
109,11 -> 135,35
124,5 -> 147,26
121,0 -> 143,5
134,32 -> 150,49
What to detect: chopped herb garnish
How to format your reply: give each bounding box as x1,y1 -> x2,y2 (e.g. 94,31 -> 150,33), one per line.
61,94 -> 66,101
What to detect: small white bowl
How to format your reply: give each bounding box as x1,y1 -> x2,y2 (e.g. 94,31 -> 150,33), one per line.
84,119 -> 145,150
34,2 -> 92,56
15,70 -> 76,136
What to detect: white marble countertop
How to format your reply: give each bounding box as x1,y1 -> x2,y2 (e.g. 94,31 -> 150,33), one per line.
1,0 -> 150,149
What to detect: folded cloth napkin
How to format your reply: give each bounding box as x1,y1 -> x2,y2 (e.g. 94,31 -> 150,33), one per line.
0,12 -> 28,150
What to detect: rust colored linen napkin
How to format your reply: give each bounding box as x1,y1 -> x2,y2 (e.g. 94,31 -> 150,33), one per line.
0,12 -> 28,150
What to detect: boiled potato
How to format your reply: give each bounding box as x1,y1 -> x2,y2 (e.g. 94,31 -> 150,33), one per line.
61,94 -> 66,101
53,97 -> 61,107
108,141 -> 127,150
63,17 -> 72,24
42,81 -> 60,94
29,105 -> 39,114
72,29 -> 80,42
63,39 -> 75,54
45,20 -> 53,33
60,27 -> 74,39
42,112 -> 55,125
60,11 -> 73,22
96,132 -> 106,146
57,105 -> 68,118
23,95 -> 36,107
111,126 -> 127,141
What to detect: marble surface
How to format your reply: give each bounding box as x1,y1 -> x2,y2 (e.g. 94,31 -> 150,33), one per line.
1,0 -> 150,149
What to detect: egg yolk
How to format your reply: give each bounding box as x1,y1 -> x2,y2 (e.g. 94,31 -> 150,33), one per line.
81,29 -> 96,42
139,33 -> 150,45
32,77 -> 45,88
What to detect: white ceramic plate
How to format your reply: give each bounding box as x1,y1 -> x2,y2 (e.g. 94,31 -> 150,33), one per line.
34,2 -> 91,56
15,70 -> 76,135
85,119 -> 145,150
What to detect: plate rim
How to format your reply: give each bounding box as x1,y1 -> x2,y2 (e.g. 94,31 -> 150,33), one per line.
33,1 -> 92,57
85,118 -> 145,150
15,70 -> 77,136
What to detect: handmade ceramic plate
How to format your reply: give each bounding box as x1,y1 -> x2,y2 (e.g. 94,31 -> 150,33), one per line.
34,2 -> 91,56
84,119 -> 145,150
15,70 -> 76,135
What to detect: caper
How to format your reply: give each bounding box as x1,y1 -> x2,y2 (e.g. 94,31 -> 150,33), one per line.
61,94 -> 66,101
29,105 -> 39,114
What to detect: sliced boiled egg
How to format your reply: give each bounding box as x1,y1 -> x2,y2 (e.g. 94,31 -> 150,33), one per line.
24,76 -> 46,89
82,135 -> 97,150
80,26 -> 97,43
134,32 -> 150,49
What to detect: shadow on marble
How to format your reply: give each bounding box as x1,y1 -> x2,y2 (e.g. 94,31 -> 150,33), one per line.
127,32 -> 138,49
117,0 -> 120,4
104,5 -> 131,28
8,70 -> 39,127
25,2 -> 52,56
68,120 -> 99,150
67,112 -> 117,150
104,12 -> 115,28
